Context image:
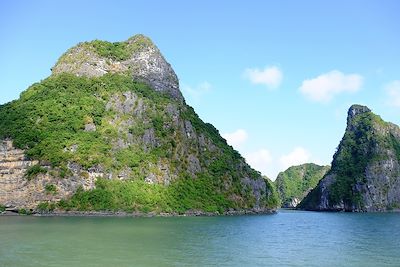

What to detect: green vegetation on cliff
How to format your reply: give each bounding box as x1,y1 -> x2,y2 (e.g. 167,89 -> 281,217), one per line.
264,177 -> 280,208
0,71 -> 278,213
90,40 -> 131,61
329,110 -> 400,208
328,111 -> 377,207
24,165 -> 47,180
299,105 -> 400,211
274,163 -> 329,207
58,34 -> 154,63
59,176 -> 232,213
0,73 -> 170,169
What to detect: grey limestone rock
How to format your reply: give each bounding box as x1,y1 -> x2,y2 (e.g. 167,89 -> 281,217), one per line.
126,35 -> 182,101
282,197 -> 300,208
300,104 -> 400,212
84,122 -> 96,132
145,173 -> 157,184
241,176 -> 267,209
142,128 -> 158,151
52,34 -> 183,102
0,140 -> 100,209
347,104 -> 371,122
187,154 -> 201,175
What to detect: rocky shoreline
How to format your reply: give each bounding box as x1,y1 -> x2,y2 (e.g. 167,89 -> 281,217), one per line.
0,208 -> 277,217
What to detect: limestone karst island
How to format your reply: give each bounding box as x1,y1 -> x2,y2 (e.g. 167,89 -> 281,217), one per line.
1,35 -> 400,216
2,1 -> 400,266
0,35 -> 278,215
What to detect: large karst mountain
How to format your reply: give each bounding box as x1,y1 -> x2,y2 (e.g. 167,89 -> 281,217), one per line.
0,34 -> 278,214
299,105 -> 400,211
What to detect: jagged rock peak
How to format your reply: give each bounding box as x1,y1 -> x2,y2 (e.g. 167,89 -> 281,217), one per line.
51,34 -> 183,101
347,104 -> 371,124
299,104 -> 400,212
126,34 -> 155,48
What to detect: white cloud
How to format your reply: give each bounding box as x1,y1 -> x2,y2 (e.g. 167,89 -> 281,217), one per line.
221,130 -> 323,180
243,66 -> 283,89
222,129 -> 273,177
279,147 -> 311,171
222,129 -> 248,148
244,149 -> 273,176
385,80 -> 400,107
299,70 -> 363,102
181,81 -> 211,101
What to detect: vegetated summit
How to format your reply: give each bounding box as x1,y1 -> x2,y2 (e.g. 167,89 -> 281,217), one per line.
299,105 -> 400,212
274,163 -> 330,208
0,34 -> 278,214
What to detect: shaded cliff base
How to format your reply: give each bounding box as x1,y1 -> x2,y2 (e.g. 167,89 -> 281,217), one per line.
0,208 -> 277,217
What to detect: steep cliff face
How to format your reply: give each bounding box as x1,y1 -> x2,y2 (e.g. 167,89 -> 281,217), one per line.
299,105 -> 400,212
0,34 -> 278,213
274,163 -> 329,208
0,140 -> 97,211
52,34 -> 182,101
0,140 -> 40,209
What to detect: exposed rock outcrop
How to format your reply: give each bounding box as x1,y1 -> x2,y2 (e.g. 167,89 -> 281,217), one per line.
0,140 -> 98,210
299,105 -> 400,212
52,34 -> 183,101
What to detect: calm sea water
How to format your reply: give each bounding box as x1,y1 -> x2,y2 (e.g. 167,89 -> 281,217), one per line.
0,210 -> 399,267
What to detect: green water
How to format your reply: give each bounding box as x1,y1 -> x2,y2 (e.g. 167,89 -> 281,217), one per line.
1,210 -> 399,266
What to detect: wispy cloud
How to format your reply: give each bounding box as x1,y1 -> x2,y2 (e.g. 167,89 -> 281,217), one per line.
223,129 -> 273,177
299,70 -> 363,102
279,147 -> 311,171
181,81 -> 212,101
384,80 -> 400,108
244,149 -> 273,176
222,129 -> 248,148
243,66 -> 283,89
222,130 -> 323,180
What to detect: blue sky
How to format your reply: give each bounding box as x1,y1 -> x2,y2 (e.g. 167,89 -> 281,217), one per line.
1,0 -> 399,179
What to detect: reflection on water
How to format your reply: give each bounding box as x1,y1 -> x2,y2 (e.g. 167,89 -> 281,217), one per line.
1,210 -> 400,266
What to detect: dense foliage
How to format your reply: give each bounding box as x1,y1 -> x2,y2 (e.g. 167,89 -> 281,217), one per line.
90,40 -> 130,61
58,176 -> 232,214
265,177 -> 280,208
328,112 -> 380,208
66,35 -> 156,62
300,109 -> 400,211
0,73 -> 278,213
275,164 -> 329,207
0,73 -> 169,169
